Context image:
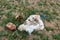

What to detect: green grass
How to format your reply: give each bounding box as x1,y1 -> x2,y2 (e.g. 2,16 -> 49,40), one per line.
40,10 -> 57,22
38,0 -> 43,6
45,27 -> 54,31
52,33 -> 60,40
0,0 -> 60,40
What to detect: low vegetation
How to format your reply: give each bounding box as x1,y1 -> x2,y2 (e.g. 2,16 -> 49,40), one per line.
0,0 -> 60,40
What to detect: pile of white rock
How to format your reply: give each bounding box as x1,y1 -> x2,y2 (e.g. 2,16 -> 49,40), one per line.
18,15 -> 44,35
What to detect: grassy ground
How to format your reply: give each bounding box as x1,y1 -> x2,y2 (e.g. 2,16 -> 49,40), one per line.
0,0 -> 60,40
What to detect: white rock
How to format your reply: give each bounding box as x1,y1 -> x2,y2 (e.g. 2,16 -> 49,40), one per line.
18,15 -> 44,35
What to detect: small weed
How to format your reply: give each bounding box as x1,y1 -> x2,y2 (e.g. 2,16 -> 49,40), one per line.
55,23 -> 60,30
33,38 -> 39,40
56,3 -> 60,6
39,32 -> 48,40
40,10 -> 56,22
38,1 -> 43,6
0,18 -> 9,26
41,35 -> 48,40
45,27 -> 54,31
50,2 -> 55,6
32,31 -> 48,40
19,31 -> 28,39
52,33 -> 60,40
25,0 -> 30,6
22,8 -> 38,20
0,31 -> 8,36
56,17 -> 60,20
52,10 -> 59,16
32,31 -> 40,35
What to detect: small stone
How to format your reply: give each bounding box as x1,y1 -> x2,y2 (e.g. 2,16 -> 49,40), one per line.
16,15 -> 23,21
6,22 -> 16,30
49,31 -> 52,33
